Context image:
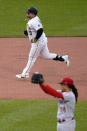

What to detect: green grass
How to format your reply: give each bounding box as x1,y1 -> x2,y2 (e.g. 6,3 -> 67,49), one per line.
0,100 -> 86,131
0,0 -> 87,37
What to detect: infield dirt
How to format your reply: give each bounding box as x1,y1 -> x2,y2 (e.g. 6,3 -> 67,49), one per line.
0,37 -> 87,100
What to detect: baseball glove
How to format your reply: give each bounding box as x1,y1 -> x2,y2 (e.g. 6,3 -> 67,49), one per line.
31,72 -> 44,84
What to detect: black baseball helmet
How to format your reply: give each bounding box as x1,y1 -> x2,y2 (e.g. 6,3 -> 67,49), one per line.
26,7 -> 38,15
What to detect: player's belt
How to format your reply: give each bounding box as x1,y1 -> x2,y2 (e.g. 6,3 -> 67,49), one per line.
58,117 -> 74,123
58,119 -> 65,123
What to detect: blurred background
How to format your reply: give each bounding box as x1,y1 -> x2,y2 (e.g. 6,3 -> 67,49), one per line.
0,0 -> 87,37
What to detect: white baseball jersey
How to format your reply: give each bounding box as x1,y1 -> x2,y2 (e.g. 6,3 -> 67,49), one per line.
57,90 -> 75,121
26,16 -> 46,41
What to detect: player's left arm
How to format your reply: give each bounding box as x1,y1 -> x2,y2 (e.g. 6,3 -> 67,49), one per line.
40,83 -> 64,99
31,73 -> 64,99
31,28 -> 43,43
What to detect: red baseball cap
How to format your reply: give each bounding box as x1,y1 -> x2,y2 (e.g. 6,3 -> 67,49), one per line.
59,77 -> 74,85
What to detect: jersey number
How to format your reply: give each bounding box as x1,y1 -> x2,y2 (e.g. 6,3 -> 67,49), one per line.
29,31 -> 32,35
28,27 -> 32,35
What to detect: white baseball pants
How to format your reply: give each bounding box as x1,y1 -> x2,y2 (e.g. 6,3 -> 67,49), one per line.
22,39 -> 57,75
57,120 -> 76,131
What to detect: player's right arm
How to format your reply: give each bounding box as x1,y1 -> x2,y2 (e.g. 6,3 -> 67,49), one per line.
40,83 -> 64,99
24,30 -> 28,36
24,23 -> 43,42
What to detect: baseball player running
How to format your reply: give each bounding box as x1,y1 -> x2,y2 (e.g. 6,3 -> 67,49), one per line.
31,73 -> 78,131
16,7 -> 70,79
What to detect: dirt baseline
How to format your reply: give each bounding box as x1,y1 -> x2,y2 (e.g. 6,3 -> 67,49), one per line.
0,37 -> 87,100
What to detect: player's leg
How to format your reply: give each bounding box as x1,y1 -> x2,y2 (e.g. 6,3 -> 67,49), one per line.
57,123 -> 63,131
67,120 -> 76,131
40,43 -> 57,59
22,43 -> 41,75
40,41 -> 69,67
53,55 -> 69,67
16,42 -> 41,79
65,120 -> 76,131
57,120 -> 76,131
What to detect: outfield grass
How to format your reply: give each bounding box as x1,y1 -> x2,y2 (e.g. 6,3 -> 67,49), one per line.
0,100 -> 86,131
0,0 -> 87,37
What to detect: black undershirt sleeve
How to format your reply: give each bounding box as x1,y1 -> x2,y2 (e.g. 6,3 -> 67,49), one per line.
35,28 -> 43,41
